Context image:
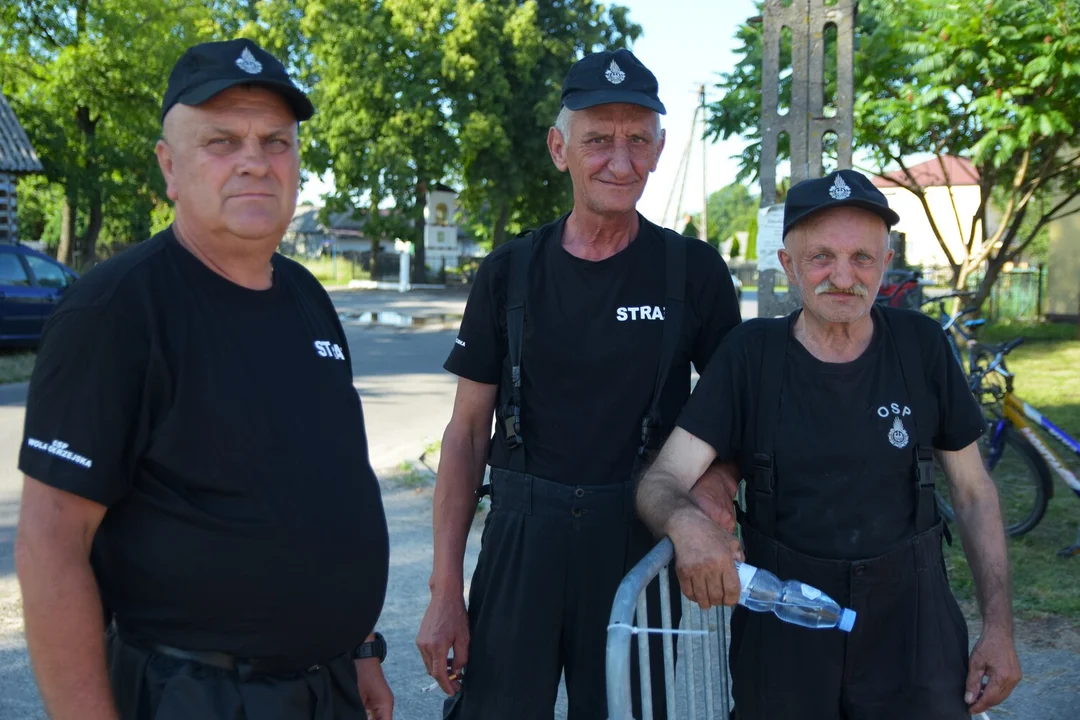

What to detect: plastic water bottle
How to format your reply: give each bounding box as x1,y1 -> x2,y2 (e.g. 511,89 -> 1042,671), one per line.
735,562 -> 857,632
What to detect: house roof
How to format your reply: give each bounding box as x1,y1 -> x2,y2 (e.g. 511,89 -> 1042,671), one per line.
0,91 -> 43,174
871,156 -> 979,189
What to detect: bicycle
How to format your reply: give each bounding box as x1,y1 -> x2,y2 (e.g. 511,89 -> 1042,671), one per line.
934,338 -> 1080,555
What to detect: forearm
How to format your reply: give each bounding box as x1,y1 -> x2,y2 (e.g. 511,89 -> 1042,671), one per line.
16,545 -> 117,720
953,484 -> 1013,631
429,425 -> 489,594
637,464 -> 708,539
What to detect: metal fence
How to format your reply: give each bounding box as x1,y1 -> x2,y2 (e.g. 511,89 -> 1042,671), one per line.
969,267 -> 1046,322
607,538 -> 732,720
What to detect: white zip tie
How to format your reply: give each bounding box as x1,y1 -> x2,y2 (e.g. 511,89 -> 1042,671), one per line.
607,622 -> 709,637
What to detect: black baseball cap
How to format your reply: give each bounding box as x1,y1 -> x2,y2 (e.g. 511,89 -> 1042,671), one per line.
783,169 -> 901,238
161,39 -> 314,123
560,48 -> 666,115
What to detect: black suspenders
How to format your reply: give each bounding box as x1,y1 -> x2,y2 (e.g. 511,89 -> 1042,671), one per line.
749,307 -> 940,538
496,229 -> 688,471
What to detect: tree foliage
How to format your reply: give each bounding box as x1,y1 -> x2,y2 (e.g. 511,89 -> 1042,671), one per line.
706,181 -> 758,247
709,0 -> 1080,307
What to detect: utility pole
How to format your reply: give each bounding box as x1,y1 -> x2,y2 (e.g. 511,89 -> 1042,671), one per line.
756,0 -> 855,317
699,84 -> 708,245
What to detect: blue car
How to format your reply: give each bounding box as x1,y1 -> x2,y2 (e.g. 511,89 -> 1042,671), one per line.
0,243 -> 79,347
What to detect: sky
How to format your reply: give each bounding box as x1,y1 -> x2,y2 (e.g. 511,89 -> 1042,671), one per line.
298,0 -> 760,226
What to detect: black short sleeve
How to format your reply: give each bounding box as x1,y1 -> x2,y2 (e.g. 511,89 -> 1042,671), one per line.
19,307 -> 149,506
687,242 -> 742,373
443,248 -> 508,385
927,323 -> 986,451
676,320 -> 759,463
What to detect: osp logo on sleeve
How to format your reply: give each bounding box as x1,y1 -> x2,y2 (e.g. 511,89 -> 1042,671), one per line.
616,305 -> 666,322
314,340 -> 346,361
26,438 -> 93,469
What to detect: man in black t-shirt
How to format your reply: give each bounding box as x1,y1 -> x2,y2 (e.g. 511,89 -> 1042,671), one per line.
637,170 -> 1021,719
14,40 -> 392,720
415,49 -> 741,720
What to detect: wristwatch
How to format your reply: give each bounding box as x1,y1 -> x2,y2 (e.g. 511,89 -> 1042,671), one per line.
353,632 -> 387,663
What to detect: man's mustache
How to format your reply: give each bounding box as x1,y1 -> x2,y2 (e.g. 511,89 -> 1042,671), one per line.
814,280 -> 869,297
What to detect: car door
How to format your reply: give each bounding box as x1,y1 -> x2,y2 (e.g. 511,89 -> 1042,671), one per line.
23,254 -> 73,331
0,248 -> 41,340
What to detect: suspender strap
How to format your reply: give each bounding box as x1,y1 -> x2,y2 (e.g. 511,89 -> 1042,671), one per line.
880,307 -> 938,534
499,233 -> 534,470
752,316 -> 791,537
639,231 -> 687,456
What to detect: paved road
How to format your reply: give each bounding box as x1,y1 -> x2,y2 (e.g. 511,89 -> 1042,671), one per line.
1,288 -> 1077,719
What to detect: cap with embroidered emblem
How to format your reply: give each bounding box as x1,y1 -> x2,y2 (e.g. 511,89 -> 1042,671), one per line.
783,169 -> 901,238
161,38 -> 314,123
560,48 -> 666,115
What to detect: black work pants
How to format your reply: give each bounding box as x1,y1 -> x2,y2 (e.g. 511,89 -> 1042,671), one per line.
446,469 -> 677,720
730,523 -> 970,720
107,628 -> 367,720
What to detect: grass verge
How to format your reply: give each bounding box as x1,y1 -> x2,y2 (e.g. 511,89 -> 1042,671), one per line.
290,256 -> 370,286
0,350 -> 36,384
944,340 -> 1080,621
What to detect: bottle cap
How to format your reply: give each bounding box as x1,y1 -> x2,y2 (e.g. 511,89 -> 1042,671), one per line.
735,562 -> 758,593
838,609 -> 857,633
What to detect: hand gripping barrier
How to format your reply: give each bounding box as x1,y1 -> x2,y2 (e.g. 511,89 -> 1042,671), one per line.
607,538 -> 732,720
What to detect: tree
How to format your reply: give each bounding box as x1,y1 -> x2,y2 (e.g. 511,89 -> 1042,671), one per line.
706,181 -> 758,248
0,1 -> 219,267
709,0 -> 1080,309
298,0 -> 455,283
442,0 -> 640,247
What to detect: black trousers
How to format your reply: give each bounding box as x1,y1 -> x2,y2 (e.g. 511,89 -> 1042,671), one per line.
446,469 -> 677,720
730,523 -> 970,720
107,629 -> 367,720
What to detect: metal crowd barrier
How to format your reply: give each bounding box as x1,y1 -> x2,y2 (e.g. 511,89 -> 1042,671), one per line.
607,537 -> 732,720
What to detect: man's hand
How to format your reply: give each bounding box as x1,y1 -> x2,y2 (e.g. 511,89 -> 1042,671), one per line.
689,461 -> 739,534
965,626 -> 1021,714
416,592 -> 469,695
355,658 -> 394,720
668,507 -> 744,609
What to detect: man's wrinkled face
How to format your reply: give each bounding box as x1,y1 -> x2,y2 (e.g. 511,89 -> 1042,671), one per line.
548,104 -> 664,217
156,86 -> 299,242
779,206 -> 893,325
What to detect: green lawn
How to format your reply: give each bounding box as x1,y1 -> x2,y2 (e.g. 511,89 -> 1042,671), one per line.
0,350 -> 36,384
292,257 -> 370,286
943,340 -> 1080,620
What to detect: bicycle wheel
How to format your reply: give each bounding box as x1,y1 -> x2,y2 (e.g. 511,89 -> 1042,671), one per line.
934,424 -> 1053,537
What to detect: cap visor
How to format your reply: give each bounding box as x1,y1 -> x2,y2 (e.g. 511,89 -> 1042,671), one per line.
563,89 -> 666,115
173,77 -> 314,121
787,198 -> 900,236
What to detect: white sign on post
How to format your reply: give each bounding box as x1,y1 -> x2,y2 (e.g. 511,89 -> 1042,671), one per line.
755,204 -> 786,273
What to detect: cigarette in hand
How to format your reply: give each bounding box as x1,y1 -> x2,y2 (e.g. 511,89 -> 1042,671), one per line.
421,672 -> 461,693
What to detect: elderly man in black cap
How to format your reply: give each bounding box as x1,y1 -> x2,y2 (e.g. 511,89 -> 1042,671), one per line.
15,39 -> 393,720
637,169 -> 1022,719
415,48 -> 742,720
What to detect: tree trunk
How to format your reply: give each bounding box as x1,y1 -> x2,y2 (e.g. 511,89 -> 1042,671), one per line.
370,239 -> 380,279
58,189 -> 77,266
492,200 -> 510,248
78,185 -> 103,267
971,255 -> 1007,316
412,180 -> 427,285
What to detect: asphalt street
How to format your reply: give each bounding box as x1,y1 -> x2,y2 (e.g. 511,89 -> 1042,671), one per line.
0,288 -> 1076,719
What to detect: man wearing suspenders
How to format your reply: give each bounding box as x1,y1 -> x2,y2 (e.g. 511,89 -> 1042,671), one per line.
415,49 -> 742,719
637,170 -> 1021,719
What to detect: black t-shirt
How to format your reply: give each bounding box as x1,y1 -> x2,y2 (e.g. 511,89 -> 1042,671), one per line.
444,214 -> 741,485
19,227 -> 389,669
678,307 -> 985,560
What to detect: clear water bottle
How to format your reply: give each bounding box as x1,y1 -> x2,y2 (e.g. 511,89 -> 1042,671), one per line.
735,562 -> 857,632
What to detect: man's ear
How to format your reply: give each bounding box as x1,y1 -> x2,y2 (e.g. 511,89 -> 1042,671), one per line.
778,243 -> 798,288
156,139 -> 179,202
548,126 -> 569,172
651,128 -> 666,171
